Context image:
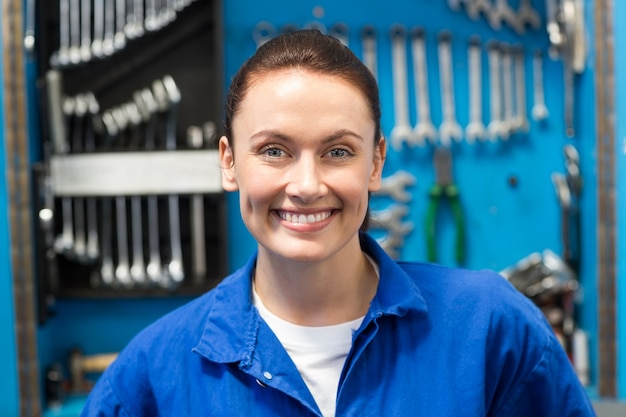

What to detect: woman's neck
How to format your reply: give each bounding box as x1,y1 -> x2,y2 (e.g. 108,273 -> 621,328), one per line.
253,237 -> 378,326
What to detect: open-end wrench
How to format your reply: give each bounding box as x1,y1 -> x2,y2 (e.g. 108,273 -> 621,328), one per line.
518,0 -> 541,31
374,170 -> 416,203
100,196 -> 115,286
125,0 -> 145,38
465,0 -> 492,21
447,0 -> 468,12
84,93 -> 100,261
489,0 -> 524,34
145,0 -> 161,32
80,0 -> 92,62
54,97 -> 76,255
110,106 -> 133,287
411,28 -> 437,145
71,95 -> 87,260
158,0 -> 177,28
114,0 -> 127,50
24,0 -> 36,52
370,204 -> 414,237
501,44 -> 515,136
187,126 -> 207,285
487,42 -> 506,141
361,26 -> 377,81
57,0 -> 71,66
465,36 -> 487,143
92,0 -> 105,58
154,76 -> 184,286
134,88 -> 163,285
531,50 -> 549,121
512,46 -> 530,133
68,0 -> 81,64
437,31 -> 463,146
389,25 -> 416,151
102,0 -> 116,56
377,233 -> 404,259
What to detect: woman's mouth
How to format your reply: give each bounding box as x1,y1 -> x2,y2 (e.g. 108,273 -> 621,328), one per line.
276,210 -> 333,225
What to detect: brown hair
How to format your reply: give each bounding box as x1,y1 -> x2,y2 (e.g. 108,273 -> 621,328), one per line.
223,29 -> 383,231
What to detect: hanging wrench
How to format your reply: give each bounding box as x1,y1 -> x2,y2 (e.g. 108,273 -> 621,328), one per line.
512,46 -> 530,133
54,97 -> 76,255
447,0 -> 468,12
465,0 -> 492,21
71,95 -> 87,260
114,0 -> 127,50
92,0 -> 105,58
501,44 -> 515,136
361,26 -> 378,81
411,28 -> 437,145
145,0 -> 161,31
531,49 -> 549,121
80,0 -> 92,62
56,0 -> 71,66
389,25 -> 416,150
158,0 -> 176,28
100,197 -> 115,286
370,204 -> 414,236
374,170 -> 416,203
187,126 -> 207,285
154,76 -> 184,286
329,22 -> 349,47
102,0 -> 116,55
518,0 -> 541,31
489,0 -> 524,34
253,21 -> 276,49
465,36 -> 487,143
437,31 -> 463,146
84,92 -> 100,261
487,42 -> 506,141
134,88 -> 164,285
126,0 -> 145,38
377,233 -> 404,259
68,0 -> 81,64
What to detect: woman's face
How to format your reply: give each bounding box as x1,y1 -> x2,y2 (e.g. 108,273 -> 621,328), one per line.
220,69 -> 386,263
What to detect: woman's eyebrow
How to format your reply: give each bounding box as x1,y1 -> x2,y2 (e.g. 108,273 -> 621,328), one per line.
249,129 -> 364,143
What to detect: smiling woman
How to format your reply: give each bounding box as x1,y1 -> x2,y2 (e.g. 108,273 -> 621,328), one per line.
81,30 -> 595,417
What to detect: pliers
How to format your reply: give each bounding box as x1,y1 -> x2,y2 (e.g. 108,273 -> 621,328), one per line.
425,147 -> 465,264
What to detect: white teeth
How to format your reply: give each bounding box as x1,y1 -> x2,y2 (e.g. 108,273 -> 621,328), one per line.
280,211 -> 330,224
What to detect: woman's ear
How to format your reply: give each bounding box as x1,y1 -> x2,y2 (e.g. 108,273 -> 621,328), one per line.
368,136 -> 387,192
219,136 -> 239,191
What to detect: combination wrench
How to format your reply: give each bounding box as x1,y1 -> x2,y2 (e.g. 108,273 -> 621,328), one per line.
115,0 -> 127,50
54,97 -> 76,255
71,95 -> 87,260
437,31 -> 463,146
56,0 -> 71,66
501,44 -> 515,136
374,170 -> 416,203
513,46 -> 530,133
487,42 -> 506,141
389,25 -> 416,150
68,0 -> 81,64
84,93 -> 100,261
154,76 -> 184,286
465,0 -> 492,21
517,0 -> 541,31
410,28 -> 437,145
80,0 -> 92,62
145,0 -> 161,32
92,0 -> 105,58
187,125 -> 207,285
361,26 -> 378,81
102,0 -> 116,56
465,36 -> 487,143
489,0 -> 524,34
370,204 -> 414,237
531,50 -> 549,121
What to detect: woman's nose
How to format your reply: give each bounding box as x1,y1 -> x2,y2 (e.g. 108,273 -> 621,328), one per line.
285,157 -> 327,203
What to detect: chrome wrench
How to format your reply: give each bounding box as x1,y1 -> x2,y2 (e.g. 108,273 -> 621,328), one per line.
187,126 -> 207,285
437,31 -> 463,146
517,0 -> 541,31
487,42 -> 506,141
389,25 -> 416,150
100,197 -> 115,286
92,0 -> 105,58
57,0 -> 71,66
54,97 -> 76,255
102,0 -> 116,56
145,0 -> 160,31
513,46 -> 530,133
114,0 -> 127,50
71,95 -> 87,260
501,44 -> 515,136
69,0 -> 81,64
465,0 -> 492,21
80,0 -> 92,62
489,0 -> 523,34
411,28 -> 437,145
465,36 -> 487,143
361,26 -> 377,81
84,93 -> 100,260
531,50 -> 549,121
375,170 -> 416,203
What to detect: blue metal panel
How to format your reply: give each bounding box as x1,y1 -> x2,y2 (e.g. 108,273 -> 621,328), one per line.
0,5 -> 21,415
614,0 -> 626,399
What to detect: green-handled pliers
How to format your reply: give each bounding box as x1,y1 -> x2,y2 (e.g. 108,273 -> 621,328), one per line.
425,147 -> 465,264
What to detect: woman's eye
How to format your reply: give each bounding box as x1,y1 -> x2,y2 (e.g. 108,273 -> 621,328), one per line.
262,147 -> 285,158
329,148 -> 351,158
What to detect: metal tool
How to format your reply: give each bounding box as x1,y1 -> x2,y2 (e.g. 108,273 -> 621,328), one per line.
84,93 -> 100,261
102,0 -> 116,55
134,88 -> 164,285
425,147 -> 465,264
375,170 -> 416,203
92,0 -> 105,58
437,31 -> 462,146
361,26 -> 378,81
115,0 -> 127,50
501,43 -> 515,136
187,126 -> 207,285
531,50 -> 549,121
517,0 -> 541,31
71,95 -> 87,260
489,0 -> 523,34
465,0 -> 491,21
125,0 -> 145,38
389,25 -> 416,150
54,97 -> 76,255
56,0 -> 71,66
253,21 -> 276,49
411,28 -> 437,145
465,36 -> 487,143
80,0 -> 92,62
512,46 -> 530,133
329,22 -> 349,47
371,204 -> 414,236
154,76 -> 184,286
487,42 -> 506,141
145,0 -> 160,31
24,0 -> 35,52
377,233 -> 404,259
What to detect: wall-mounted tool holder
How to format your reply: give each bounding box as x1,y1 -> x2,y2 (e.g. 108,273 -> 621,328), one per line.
32,0 -> 227,302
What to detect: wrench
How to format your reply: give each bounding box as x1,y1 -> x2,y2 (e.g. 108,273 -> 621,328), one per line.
126,0 -> 145,38
377,233 -> 404,259
57,0 -> 71,66
361,26 -> 378,81
370,204 -> 414,236
145,0 -> 161,31
92,0 -> 105,58
158,0 -> 176,28
114,0 -> 127,50
154,76 -> 184,286
437,31 -> 463,146
501,44 -> 515,136
447,0 -> 468,12
518,0 -> 541,31
100,197 -> 115,286
134,88 -> 164,285
253,21 -> 276,49
411,28 -> 437,145
68,0 -> 81,64
24,0 -> 35,52
465,36 -> 487,143
80,0 -> 92,62
102,0 -> 116,55
487,42 -> 506,141
389,25 -> 416,150
489,0 -> 524,34
531,50 -> 549,121
84,93 -> 100,260
374,170 -> 416,203
465,0 -> 492,21
71,95 -> 87,260
512,46 -> 530,133
187,126 -> 207,285
329,22 -> 349,47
